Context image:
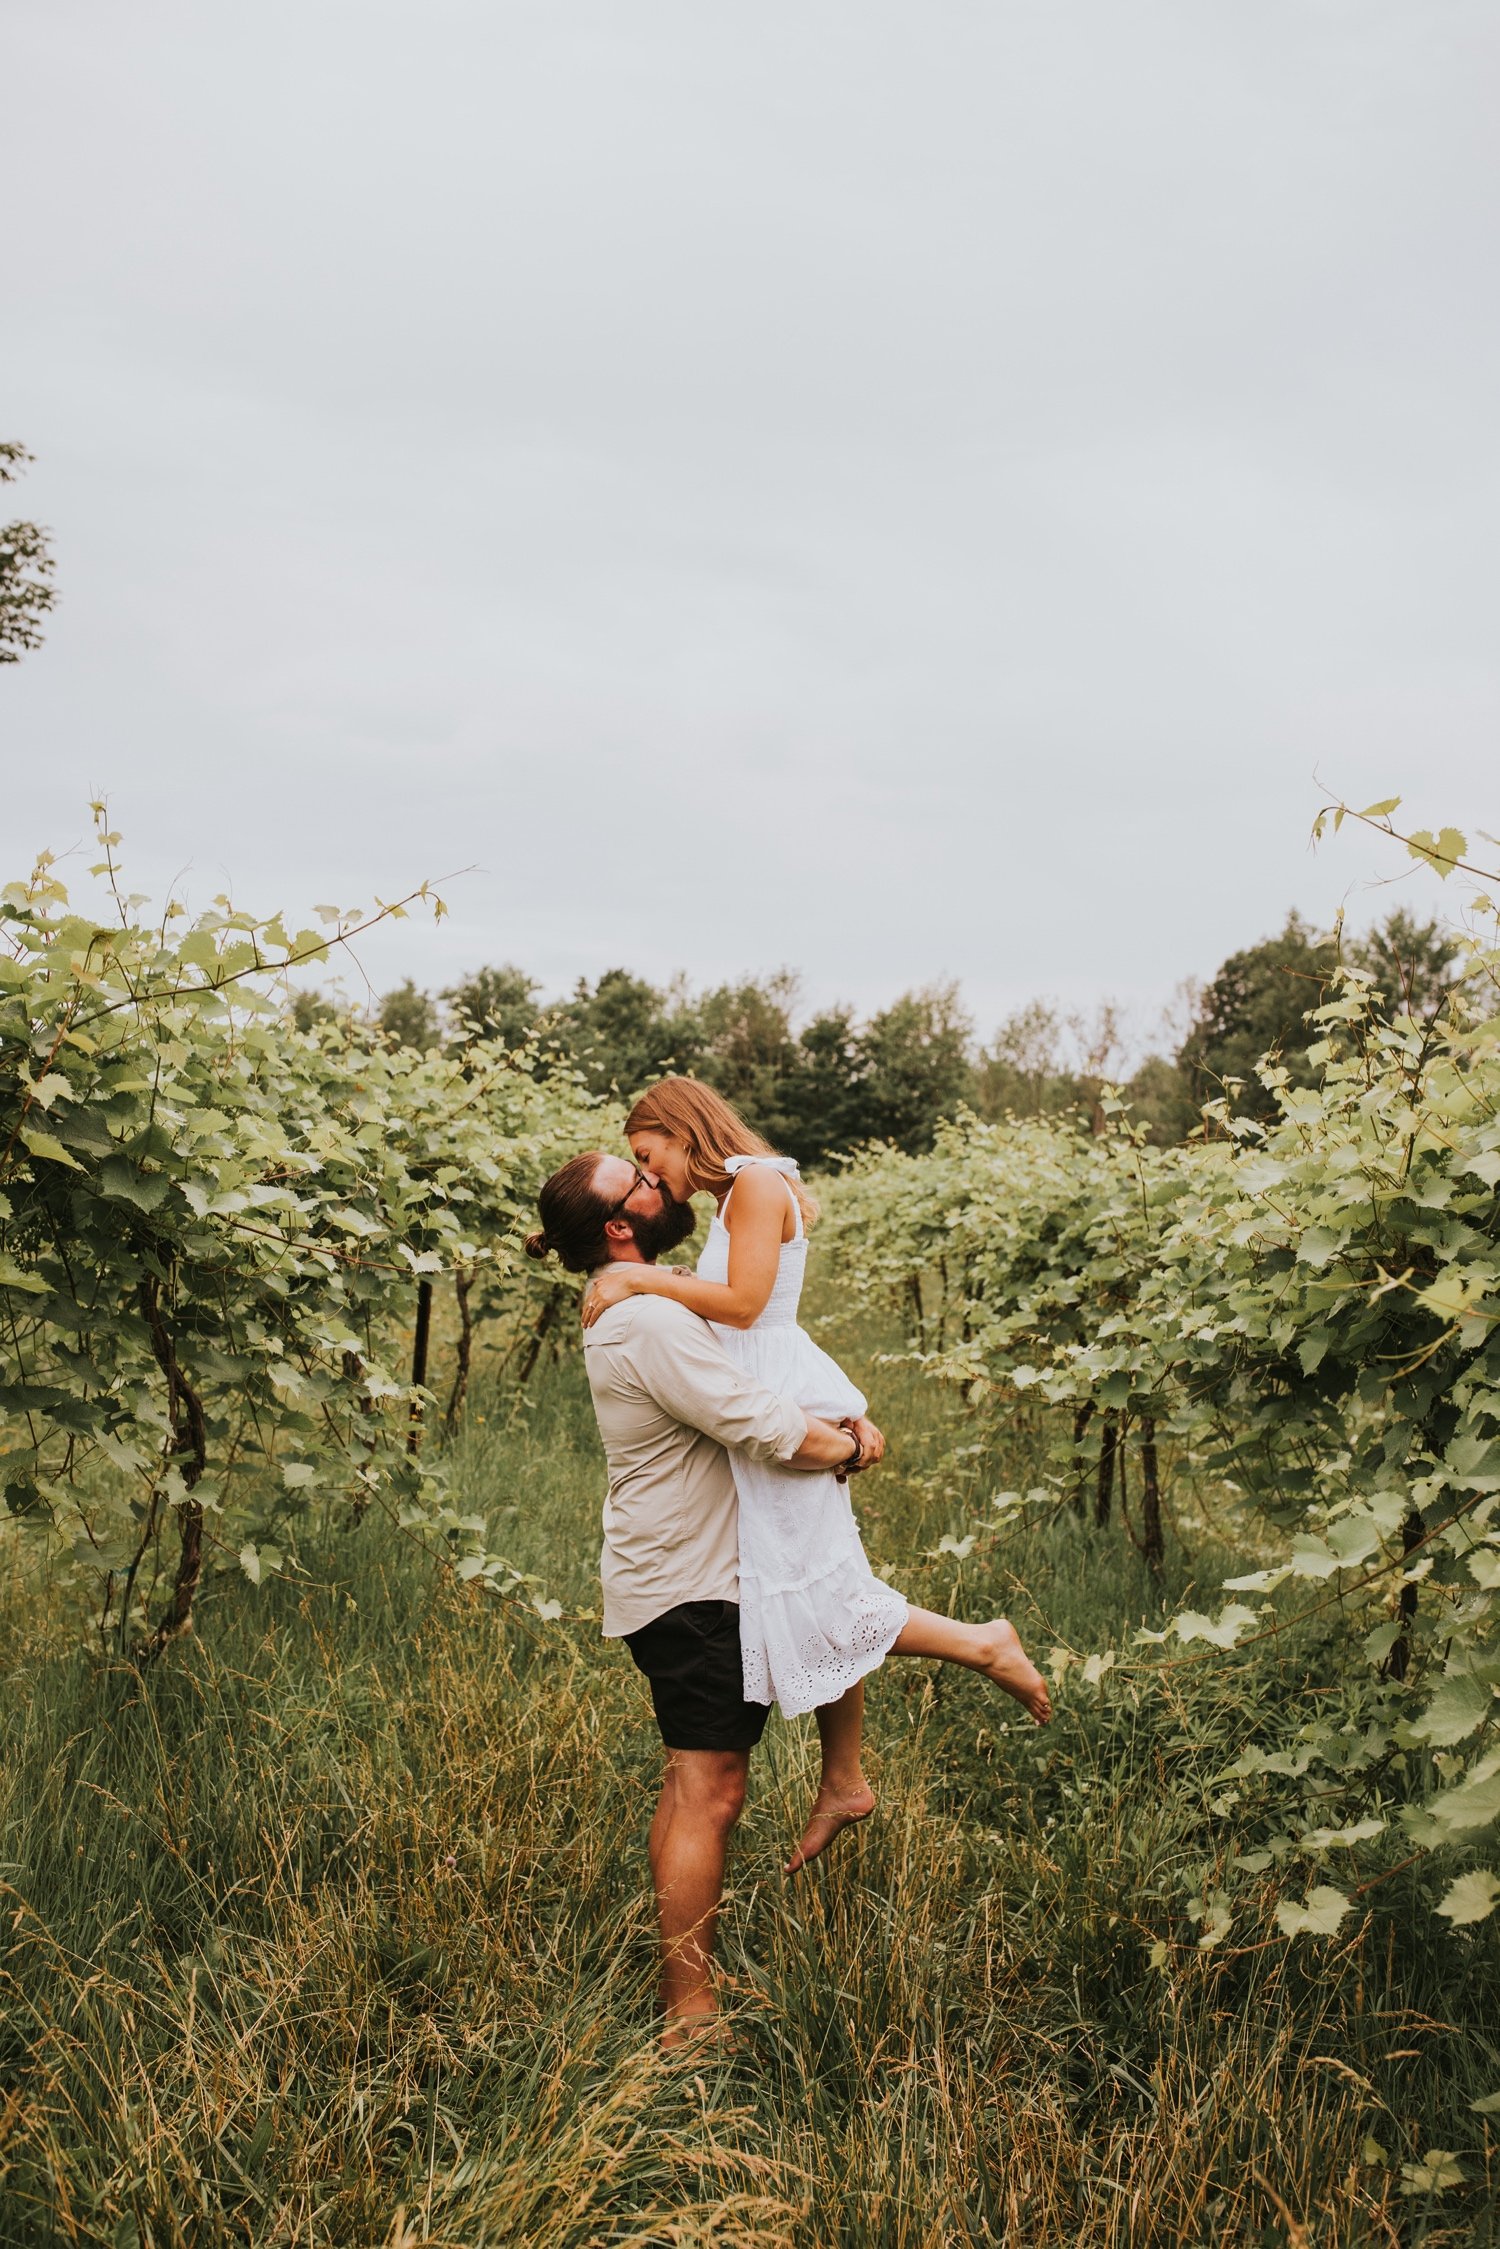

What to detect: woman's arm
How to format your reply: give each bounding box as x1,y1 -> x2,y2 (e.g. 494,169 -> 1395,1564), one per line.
580,1165 -> 788,1330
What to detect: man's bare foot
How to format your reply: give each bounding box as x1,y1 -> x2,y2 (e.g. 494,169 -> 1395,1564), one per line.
660,2007 -> 727,2053
785,1780 -> 876,1875
979,1619 -> 1052,1724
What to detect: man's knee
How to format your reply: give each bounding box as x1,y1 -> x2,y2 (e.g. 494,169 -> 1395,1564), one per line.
710,1770 -> 748,1829
670,1750 -> 748,1830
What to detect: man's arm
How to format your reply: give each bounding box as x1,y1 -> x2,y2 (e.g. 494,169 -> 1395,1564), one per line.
623,1304 -> 868,1473
789,1416 -> 879,1474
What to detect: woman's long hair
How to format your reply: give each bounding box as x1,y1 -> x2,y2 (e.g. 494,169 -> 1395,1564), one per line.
623,1077 -> 819,1225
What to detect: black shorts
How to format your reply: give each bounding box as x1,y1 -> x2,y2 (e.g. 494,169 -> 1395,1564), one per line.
623,1599 -> 772,1753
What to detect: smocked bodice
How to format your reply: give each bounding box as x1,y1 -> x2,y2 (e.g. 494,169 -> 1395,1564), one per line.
696,1208 -> 807,1329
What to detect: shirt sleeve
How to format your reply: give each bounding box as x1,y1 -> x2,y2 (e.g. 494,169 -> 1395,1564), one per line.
625,1308 -> 809,1464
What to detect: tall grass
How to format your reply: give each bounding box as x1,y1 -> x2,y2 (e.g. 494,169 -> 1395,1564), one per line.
0,1291 -> 1495,2245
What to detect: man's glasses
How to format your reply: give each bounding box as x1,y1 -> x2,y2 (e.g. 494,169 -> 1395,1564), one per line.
602,1165 -> 656,1222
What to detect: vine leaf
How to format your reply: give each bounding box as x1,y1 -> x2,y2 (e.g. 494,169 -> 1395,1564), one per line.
1173,1603 -> 1258,1649
20,1126 -> 82,1170
1401,2151 -> 1467,2195
1274,1885 -> 1351,1938
1435,1869 -> 1499,1926
1409,1674 -> 1493,1747
1405,827 -> 1468,878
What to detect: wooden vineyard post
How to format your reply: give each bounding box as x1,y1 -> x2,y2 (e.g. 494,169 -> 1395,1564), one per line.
344,1347 -> 375,1519
1385,1509 -> 1425,1681
1094,1408 -> 1118,1527
515,1293 -> 557,1388
444,1268 -> 474,1433
137,1272 -> 210,1662
1071,1402 -> 1096,1515
408,1277 -> 433,1454
1139,1415 -> 1164,1580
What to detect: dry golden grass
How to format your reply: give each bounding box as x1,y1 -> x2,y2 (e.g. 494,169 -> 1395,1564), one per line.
0,1309 -> 1494,2245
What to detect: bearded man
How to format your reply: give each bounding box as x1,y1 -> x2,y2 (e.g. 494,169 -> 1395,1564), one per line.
524,1150 -> 881,2046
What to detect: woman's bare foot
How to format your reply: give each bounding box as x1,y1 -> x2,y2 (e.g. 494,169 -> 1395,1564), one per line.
979,1619 -> 1052,1724
785,1779 -> 876,1875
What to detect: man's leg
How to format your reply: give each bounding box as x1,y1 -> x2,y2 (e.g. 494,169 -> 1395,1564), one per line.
651,1746 -> 748,2041
648,1762 -> 677,1890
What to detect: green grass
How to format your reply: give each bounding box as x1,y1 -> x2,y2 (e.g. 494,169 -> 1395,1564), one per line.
0,1295 -> 1496,2246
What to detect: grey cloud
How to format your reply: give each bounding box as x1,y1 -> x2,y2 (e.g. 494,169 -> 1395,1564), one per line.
4,0 -> 1497,1041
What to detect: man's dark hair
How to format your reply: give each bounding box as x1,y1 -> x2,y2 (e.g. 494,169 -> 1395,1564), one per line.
524,1151 -> 615,1275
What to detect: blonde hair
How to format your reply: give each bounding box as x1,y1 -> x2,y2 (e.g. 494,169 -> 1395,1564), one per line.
624,1077 -> 819,1225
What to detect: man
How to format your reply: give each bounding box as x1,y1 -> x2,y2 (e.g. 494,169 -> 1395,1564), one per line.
524,1149 -> 882,2046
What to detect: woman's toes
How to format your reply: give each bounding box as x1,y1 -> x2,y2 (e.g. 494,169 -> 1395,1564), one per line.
785,1784 -> 875,1874
984,1621 -> 1052,1725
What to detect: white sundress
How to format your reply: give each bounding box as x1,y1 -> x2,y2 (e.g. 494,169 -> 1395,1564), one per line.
700,1154 -> 909,1718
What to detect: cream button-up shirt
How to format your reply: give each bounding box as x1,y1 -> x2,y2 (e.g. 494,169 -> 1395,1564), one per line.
582,1290 -> 809,1638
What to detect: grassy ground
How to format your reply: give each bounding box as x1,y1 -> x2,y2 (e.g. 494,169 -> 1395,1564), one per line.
0,1288 -> 1495,2246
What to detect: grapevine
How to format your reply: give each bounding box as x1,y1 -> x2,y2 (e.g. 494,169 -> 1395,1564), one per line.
0,809 -> 601,1654
822,798 -> 1500,1933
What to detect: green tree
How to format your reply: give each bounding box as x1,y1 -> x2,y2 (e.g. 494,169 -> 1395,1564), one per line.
1178,911 -> 1337,1121
780,1007 -> 866,1167
850,982 -> 975,1151
694,974 -> 804,1142
290,989 -> 343,1034
379,979 -> 440,1051
1121,1052 -> 1196,1144
552,969 -> 706,1098
443,963 -> 547,1052
1345,908 -> 1461,1022
974,1000 -> 1078,1122
0,444 -> 57,663
1181,908 -> 1464,1126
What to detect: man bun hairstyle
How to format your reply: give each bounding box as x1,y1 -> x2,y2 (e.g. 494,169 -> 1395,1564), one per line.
528,1151 -> 616,1275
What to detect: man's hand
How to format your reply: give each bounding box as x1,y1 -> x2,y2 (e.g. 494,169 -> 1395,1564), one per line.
788,1416 -> 885,1476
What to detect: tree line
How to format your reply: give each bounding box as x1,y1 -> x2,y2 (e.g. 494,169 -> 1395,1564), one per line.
344,905 -> 1460,1165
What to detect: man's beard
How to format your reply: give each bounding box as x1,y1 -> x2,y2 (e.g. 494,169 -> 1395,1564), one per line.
623,1193 -> 697,1263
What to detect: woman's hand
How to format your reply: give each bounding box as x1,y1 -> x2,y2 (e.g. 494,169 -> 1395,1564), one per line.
834,1415 -> 886,1480
849,1415 -> 885,1467
580,1265 -> 642,1328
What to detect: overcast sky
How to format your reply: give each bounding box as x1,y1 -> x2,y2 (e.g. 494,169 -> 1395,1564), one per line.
5,0 -> 1497,1050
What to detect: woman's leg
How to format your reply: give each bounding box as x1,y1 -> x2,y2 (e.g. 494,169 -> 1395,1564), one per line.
892,1607 -> 1052,1724
786,1679 -> 876,1875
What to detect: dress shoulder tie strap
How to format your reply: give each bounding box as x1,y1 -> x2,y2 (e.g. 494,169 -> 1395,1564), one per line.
719,1153 -> 804,1238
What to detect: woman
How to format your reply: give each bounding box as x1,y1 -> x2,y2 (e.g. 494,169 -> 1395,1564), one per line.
582,1078 -> 1051,1874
